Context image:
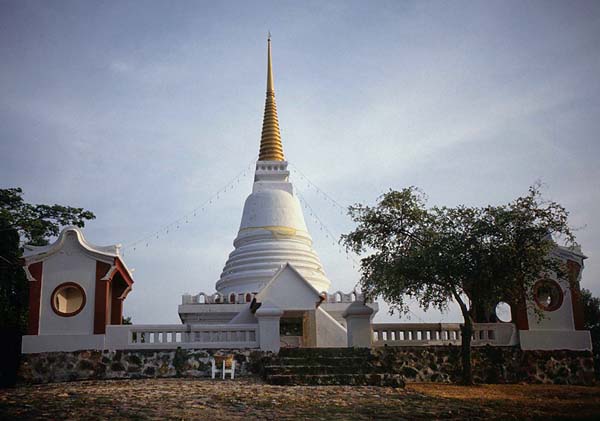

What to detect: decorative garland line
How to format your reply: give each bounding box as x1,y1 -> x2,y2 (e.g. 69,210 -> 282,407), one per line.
289,164 -> 348,216
122,156 -> 257,253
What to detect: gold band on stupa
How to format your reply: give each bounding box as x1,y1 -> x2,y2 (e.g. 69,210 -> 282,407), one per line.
258,36 -> 285,161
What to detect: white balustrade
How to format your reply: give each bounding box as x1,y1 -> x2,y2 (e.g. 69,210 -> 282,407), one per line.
372,323 -> 518,347
105,324 -> 259,350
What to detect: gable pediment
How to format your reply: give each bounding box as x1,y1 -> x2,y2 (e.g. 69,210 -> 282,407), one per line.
256,263 -> 323,311
23,226 -> 118,265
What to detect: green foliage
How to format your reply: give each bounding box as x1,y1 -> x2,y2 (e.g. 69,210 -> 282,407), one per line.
0,220 -> 28,332
343,184 -> 576,384
0,188 -> 95,246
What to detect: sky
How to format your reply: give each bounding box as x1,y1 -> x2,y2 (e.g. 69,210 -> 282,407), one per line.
1,0 -> 599,324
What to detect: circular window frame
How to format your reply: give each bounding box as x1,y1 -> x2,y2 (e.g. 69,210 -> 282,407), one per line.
533,279 -> 563,312
494,301 -> 512,323
50,282 -> 87,317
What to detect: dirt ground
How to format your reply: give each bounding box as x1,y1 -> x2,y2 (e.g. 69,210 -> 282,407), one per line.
1,378 -> 599,420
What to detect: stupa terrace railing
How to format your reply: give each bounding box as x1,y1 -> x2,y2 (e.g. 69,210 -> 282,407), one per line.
323,291 -> 366,304
182,292 -> 257,305
182,290 -> 368,305
371,322 -> 518,347
105,324 -> 259,350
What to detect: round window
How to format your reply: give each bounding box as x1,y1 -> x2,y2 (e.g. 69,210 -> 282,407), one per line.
51,282 -> 86,317
533,280 -> 563,312
495,301 -> 512,323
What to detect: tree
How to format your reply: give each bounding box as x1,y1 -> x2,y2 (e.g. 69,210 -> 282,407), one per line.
0,188 -> 95,387
580,288 -> 600,379
0,220 -> 29,388
342,185 -> 575,385
1,188 -> 95,246
0,220 -> 28,333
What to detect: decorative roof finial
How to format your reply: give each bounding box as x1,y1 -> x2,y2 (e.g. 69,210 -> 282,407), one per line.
259,34 -> 285,161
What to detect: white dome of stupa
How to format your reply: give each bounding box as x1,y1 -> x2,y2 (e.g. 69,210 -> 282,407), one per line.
216,167 -> 331,295
239,189 -> 307,232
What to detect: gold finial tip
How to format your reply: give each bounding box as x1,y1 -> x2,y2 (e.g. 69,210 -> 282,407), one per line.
259,30 -> 284,161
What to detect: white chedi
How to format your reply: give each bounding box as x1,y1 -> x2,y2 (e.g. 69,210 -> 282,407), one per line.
215,160 -> 331,295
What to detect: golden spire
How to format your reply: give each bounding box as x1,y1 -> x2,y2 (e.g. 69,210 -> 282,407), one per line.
258,34 -> 285,161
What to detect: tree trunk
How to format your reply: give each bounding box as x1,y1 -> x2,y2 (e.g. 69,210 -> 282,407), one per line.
460,313 -> 474,385
453,291 -> 474,385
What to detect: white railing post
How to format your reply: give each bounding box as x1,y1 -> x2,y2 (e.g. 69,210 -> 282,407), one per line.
343,301 -> 374,348
255,304 -> 283,352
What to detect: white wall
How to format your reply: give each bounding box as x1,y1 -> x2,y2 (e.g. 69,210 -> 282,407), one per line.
526,277 -> 575,331
39,231 -> 99,335
315,307 -> 347,347
519,330 -> 592,351
22,334 -> 106,353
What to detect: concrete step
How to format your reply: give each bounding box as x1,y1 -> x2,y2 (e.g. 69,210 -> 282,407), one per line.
266,373 -> 405,387
261,348 -> 404,387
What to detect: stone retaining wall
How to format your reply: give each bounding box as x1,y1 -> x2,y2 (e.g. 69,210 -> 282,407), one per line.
18,346 -> 595,385
18,348 -> 265,384
371,346 -> 595,385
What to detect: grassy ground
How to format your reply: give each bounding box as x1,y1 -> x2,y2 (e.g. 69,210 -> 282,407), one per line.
1,378 -> 599,420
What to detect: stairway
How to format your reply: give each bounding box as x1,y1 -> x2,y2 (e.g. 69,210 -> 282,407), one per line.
261,348 -> 405,387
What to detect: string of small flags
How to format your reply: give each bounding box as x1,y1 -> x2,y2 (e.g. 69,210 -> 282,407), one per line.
289,163 -> 348,217
295,187 -> 365,294
295,187 -> 361,270
121,156 -> 257,255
